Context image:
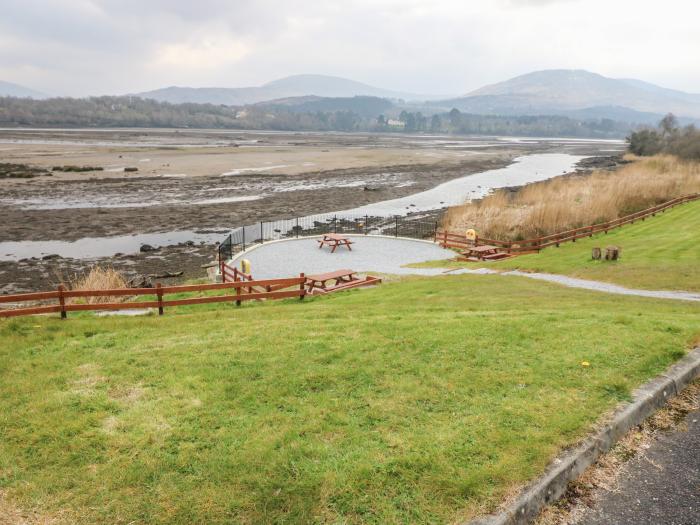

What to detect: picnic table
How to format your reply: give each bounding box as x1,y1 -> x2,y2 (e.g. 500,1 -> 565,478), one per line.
461,244 -> 502,260
317,233 -> 353,253
305,269 -> 358,293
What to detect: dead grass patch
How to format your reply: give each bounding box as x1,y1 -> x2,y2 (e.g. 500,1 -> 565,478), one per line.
108,383 -> 145,404
0,489 -> 71,525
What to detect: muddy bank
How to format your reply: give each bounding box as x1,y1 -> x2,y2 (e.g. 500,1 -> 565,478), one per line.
0,243 -> 215,295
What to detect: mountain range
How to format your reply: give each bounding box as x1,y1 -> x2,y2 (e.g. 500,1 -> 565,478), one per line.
134,74 -> 432,105
3,70 -> 700,124
433,70 -> 700,121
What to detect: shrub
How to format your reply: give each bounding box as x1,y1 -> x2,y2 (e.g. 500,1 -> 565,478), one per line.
70,266 -> 129,304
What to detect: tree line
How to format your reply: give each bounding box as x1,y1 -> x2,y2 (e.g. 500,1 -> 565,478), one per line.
0,95 -> 631,138
627,114 -> 700,160
0,96 -> 371,131
376,108 -> 628,137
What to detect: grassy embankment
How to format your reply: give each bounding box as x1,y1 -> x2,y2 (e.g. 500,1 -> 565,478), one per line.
1,274 -> 699,524
420,156 -> 700,292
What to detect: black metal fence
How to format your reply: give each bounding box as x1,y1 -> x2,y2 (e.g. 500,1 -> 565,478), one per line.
218,213 -> 439,262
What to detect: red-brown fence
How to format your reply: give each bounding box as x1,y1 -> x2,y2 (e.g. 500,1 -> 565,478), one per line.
0,275 -> 306,319
436,193 -> 700,254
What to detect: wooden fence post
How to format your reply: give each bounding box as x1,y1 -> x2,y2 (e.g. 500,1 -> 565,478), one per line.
235,275 -> 241,307
57,284 -> 67,320
299,273 -> 306,301
156,283 -> 164,315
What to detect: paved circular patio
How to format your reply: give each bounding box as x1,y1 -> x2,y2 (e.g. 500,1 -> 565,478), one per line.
229,236 -> 456,279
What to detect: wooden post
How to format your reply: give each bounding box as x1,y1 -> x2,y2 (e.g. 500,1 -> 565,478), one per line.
156,283 -> 164,315
57,284 -> 67,319
235,275 -> 241,307
299,273 -> 306,300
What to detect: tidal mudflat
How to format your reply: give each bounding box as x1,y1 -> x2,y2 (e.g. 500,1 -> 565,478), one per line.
0,129 -> 624,292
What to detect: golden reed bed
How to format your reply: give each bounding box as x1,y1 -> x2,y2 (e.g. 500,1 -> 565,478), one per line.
442,155 -> 700,240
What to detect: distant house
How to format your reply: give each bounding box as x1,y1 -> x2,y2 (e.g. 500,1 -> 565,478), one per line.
386,119 -> 405,128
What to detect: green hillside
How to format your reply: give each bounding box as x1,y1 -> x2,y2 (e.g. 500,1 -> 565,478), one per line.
1,275 -> 698,523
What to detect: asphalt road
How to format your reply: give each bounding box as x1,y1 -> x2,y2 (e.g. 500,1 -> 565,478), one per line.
579,397 -> 700,525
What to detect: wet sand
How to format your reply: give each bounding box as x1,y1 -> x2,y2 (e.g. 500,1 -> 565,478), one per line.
0,129 -> 624,293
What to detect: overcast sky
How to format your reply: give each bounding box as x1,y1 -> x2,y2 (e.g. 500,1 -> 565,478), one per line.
1,0 -> 699,97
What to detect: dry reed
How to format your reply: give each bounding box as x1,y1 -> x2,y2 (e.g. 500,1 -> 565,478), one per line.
442,155 -> 700,240
69,265 -> 129,304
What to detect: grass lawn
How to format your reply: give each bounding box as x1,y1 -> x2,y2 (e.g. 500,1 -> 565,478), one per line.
415,199 -> 700,292
1,274 -> 699,523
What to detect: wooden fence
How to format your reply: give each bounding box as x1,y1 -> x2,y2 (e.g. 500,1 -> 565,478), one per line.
0,275 -> 306,319
436,193 -> 700,254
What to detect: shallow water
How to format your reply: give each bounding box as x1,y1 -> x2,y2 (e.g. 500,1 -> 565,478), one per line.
339,153 -> 585,216
0,231 -> 226,261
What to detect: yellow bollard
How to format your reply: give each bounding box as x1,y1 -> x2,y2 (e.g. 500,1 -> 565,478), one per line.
241,259 -> 251,275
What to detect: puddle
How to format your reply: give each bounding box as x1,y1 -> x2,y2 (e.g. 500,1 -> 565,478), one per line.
221,165 -> 290,176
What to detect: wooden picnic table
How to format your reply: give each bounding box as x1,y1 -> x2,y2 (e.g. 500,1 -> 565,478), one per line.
305,269 -> 358,293
461,244 -> 499,260
317,233 -> 354,253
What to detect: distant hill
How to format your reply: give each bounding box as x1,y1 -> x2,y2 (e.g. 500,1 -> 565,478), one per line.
136,74 -> 430,106
435,70 -> 700,121
0,80 -> 47,99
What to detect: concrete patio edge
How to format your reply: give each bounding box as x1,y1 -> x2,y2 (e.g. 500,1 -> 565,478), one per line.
467,346 -> 700,525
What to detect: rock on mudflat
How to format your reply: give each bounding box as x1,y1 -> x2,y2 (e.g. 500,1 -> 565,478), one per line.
140,244 -> 157,253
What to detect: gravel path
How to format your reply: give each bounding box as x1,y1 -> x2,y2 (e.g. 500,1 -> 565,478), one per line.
229,237 -> 700,302
503,271 -> 700,302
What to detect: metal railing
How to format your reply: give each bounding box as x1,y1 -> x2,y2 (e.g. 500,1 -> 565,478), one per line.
219,213 -> 440,262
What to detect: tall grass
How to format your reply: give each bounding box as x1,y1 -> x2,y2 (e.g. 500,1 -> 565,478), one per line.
69,265 -> 129,304
442,155 -> 700,240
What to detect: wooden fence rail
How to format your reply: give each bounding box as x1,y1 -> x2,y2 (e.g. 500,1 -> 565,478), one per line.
0,275 -> 306,319
437,193 -> 700,254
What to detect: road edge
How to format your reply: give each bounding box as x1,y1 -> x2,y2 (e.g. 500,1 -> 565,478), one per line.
468,346 -> 700,525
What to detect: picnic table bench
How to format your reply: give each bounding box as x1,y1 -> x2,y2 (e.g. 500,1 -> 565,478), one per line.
317,233 -> 353,253
305,269 -> 382,295
460,244 -> 509,261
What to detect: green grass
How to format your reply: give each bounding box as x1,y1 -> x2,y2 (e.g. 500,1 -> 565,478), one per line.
1,275 -> 698,523
415,199 -> 700,292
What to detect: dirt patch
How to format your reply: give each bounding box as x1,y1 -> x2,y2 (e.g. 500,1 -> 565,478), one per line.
0,489 -> 71,525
